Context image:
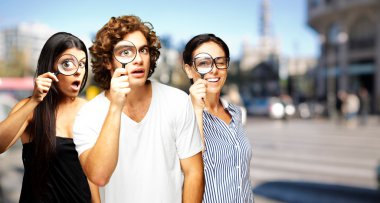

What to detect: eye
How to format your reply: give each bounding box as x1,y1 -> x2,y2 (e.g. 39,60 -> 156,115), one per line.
78,61 -> 86,68
62,60 -> 75,70
196,58 -> 212,67
215,57 -> 228,67
121,50 -> 131,56
117,46 -> 136,58
140,47 -> 149,54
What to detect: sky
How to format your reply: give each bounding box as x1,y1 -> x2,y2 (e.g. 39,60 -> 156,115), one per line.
0,0 -> 319,60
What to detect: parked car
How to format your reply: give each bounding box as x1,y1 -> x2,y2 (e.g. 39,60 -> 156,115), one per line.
246,96 -> 295,119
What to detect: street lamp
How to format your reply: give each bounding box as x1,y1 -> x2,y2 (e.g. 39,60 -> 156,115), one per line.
326,22 -> 347,120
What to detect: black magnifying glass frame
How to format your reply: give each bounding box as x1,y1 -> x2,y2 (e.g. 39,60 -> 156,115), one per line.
113,40 -> 137,69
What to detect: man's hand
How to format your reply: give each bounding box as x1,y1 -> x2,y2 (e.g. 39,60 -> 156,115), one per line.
109,68 -> 131,108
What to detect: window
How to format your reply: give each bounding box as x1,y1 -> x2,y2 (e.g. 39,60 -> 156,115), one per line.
349,17 -> 376,50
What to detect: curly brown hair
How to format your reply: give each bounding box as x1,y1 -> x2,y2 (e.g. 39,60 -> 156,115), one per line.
90,15 -> 161,90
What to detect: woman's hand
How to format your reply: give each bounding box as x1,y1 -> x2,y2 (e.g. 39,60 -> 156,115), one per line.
189,79 -> 207,111
31,72 -> 58,102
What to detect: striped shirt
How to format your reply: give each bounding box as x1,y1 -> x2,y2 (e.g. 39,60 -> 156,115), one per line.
202,99 -> 254,203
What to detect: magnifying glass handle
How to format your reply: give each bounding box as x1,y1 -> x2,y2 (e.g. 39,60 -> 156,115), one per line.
122,64 -> 126,69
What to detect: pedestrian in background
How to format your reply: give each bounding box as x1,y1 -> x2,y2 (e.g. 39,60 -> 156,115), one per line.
358,87 -> 370,126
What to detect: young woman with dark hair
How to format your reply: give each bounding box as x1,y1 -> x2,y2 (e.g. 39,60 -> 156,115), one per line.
183,33 -> 254,203
0,32 -> 100,203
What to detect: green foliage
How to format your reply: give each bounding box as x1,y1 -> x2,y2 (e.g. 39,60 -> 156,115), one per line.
0,47 -> 32,77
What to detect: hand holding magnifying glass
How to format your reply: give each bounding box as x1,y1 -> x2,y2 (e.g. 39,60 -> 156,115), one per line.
108,40 -> 136,106
190,53 -> 213,109
32,54 -> 84,102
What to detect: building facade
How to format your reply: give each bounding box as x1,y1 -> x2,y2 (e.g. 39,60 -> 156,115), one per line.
0,23 -> 55,73
307,0 -> 380,114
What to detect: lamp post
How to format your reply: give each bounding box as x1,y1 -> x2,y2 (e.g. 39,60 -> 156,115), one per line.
326,23 -> 348,120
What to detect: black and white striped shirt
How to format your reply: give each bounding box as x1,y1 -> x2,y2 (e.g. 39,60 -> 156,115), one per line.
202,99 -> 253,203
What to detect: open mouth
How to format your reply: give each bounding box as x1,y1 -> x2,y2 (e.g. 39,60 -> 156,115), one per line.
131,69 -> 145,74
71,81 -> 80,90
130,68 -> 145,77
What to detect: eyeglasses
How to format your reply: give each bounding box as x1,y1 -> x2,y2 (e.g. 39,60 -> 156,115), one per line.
192,53 -> 229,78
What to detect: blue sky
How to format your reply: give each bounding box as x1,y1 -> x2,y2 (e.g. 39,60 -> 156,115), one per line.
0,0 -> 318,60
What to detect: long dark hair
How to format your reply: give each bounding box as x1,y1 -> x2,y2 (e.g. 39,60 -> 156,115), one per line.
28,32 -> 88,199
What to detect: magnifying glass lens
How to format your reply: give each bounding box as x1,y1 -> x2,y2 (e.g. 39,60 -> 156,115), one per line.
195,57 -> 213,75
57,55 -> 79,75
113,41 -> 137,65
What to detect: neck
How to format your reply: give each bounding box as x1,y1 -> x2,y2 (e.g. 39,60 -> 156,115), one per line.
125,80 -> 151,107
205,92 -> 221,113
57,95 -> 77,106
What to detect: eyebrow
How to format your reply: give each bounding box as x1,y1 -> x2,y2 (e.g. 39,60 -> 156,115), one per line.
137,45 -> 149,49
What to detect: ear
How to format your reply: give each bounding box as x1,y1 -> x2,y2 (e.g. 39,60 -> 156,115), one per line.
183,63 -> 194,79
105,62 -> 112,70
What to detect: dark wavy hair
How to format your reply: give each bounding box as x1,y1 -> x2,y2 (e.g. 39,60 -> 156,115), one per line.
182,33 -> 230,66
90,15 -> 161,90
29,32 -> 88,200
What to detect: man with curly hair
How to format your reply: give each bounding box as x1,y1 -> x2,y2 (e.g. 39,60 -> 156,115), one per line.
73,15 -> 204,203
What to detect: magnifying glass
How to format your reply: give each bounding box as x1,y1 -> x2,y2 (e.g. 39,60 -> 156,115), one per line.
55,54 -> 83,76
113,40 -> 137,68
193,53 -> 213,79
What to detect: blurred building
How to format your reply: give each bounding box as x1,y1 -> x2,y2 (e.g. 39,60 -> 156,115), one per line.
307,0 -> 380,114
240,0 -> 280,72
237,0 -> 282,116
152,35 -> 190,92
0,23 -> 55,73
283,57 -> 317,102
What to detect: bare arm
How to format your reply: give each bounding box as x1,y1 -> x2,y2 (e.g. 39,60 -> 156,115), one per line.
0,72 -> 58,153
189,79 -> 207,151
79,104 -> 123,186
88,179 -> 101,203
0,98 -> 36,153
180,152 -> 204,203
79,68 -> 130,186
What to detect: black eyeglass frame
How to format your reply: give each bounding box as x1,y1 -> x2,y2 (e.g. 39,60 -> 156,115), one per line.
192,52 -> 230,72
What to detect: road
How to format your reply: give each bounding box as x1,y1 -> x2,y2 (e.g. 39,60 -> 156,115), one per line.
0,117 -> 379,202
246,116 -> 380,202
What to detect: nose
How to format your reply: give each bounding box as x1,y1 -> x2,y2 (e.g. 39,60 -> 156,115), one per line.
133,51 -> 143,64
209,63 -> 217,74
74,66 -> 84,76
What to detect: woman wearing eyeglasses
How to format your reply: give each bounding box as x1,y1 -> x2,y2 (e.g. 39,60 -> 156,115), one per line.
183,33 -> 254,203
0,32 -> 100,202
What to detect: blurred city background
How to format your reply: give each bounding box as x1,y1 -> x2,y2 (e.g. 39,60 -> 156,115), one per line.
0,0 -> 380,202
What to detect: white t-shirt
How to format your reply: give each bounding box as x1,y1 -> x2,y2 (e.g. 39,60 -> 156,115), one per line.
73,81 -> 203,203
